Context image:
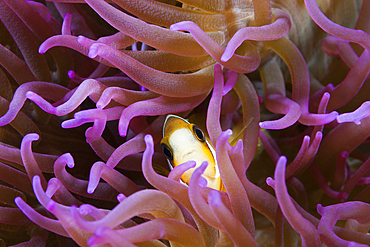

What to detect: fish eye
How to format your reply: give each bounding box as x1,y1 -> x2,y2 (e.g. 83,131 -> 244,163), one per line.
192,125 -> 205,142
161,143 -> 173,161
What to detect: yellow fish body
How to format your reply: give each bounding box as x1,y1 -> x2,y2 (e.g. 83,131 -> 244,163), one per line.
160,115 -> 224,191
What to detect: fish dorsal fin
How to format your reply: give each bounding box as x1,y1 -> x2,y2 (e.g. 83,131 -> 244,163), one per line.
229,117 -> 254,146
152,163 -> 170,177
163,114 -> 190,137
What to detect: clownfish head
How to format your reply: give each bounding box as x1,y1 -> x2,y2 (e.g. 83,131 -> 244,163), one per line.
160,115 -> 222,191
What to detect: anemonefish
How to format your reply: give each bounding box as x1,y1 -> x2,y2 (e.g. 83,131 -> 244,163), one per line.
160,115 -> 225,191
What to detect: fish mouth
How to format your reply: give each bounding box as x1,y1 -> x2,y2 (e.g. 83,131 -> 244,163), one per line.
179,149 -> 198,161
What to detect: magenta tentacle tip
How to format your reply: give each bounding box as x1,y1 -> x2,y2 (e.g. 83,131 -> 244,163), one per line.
169,21 -> 190,32
348,242 -> 369,247
88,44 -> 101,59
208,190 -> 222,207
64,13 -> 72,19
199,176 -> 208,188
144,134 -> 153,143
266,177 -> 275,188
221,51 -> 233,62
46,200 -> 56,212
87,161 -> 105,194
315,131 -> 323,139
32,175 -> 40,185
337,101 -> 370,124
79,207 -> 90,217
14,196 -> 22,205
278,156 -> 287,164
68,70 -> 76,79
94,225 -> 108,237
76,35 -> 86,44
55,153 -> 75,169
25,91 -> 38,101
24,133 -> 40,142
38,42 -> 48,54
87,185 -> 95,194
87,236 -> 99,246
118,127 -> 127,137
224,129 -> 233,137
214,63 -> 222,70
117,194 -> 126,202
317,204 -> 324,215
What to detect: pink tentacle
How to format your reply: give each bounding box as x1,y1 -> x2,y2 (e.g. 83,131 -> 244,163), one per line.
0,82 -> 68,126
265,38 -> 338,126
328,50 -> 370,111
61,13 -> 72,35
54,153 -> 119,202
321,36 -> 358,68
337,101 -> 370,125
87,161 -> 140,195
208,190 -> 258,247
26,79 -> 106,116
188,162 -> 222,229
87,42 -> 215,97
206,64 -> 224,145
170,21 -> 261,73
260,94 -> 301,129
222,9 -> 291,62
317,202 -> 370,246
21,134 -> 48,190
304,0 -> 370,50
14,197 -> 69,237
87,226 -> 136,247
118,93 -> 207,136
267,157 -> 321,246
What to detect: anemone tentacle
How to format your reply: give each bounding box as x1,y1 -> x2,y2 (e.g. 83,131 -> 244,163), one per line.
0,0 -> 369,246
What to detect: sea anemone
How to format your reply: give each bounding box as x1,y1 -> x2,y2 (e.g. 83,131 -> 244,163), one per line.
0,0 -> 369,246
